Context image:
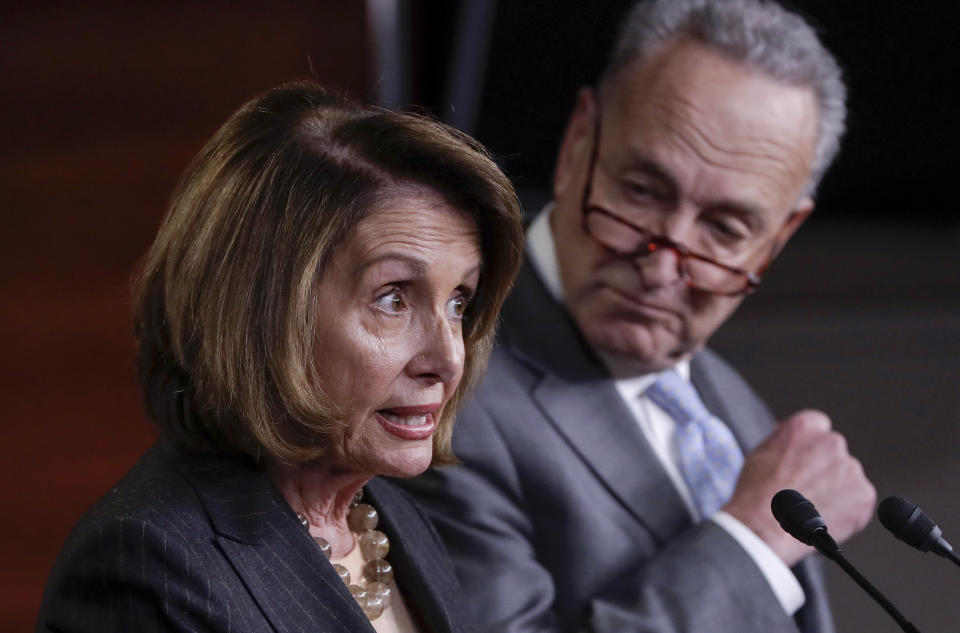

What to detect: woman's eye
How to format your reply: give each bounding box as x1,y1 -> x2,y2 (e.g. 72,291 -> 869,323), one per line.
374,288 -> 406,314
446,294 -> 469,320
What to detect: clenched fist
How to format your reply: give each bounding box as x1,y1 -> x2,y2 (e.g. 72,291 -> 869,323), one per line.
724,410 -> 876,566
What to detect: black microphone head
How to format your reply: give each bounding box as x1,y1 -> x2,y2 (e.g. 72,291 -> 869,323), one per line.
771,489 -> 827,546
878,496 -> 939,551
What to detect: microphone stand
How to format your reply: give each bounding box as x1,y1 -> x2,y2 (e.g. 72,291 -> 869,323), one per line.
946,549 -> 960,569
773,490 -> 926,633
816,544 -> 921,633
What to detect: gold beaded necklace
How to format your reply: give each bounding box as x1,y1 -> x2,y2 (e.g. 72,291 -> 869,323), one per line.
297,490 -> 394,620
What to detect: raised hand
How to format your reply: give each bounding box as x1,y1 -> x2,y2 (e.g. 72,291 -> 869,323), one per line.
724,410 -> 876,566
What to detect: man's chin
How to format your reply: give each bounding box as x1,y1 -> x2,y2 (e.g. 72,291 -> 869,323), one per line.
586,323 -> 690,374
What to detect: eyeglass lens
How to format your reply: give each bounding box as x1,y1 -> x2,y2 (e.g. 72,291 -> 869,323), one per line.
584,210 -> 749,294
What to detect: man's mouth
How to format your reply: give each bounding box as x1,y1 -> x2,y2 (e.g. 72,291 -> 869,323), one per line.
605,285 -> 681,317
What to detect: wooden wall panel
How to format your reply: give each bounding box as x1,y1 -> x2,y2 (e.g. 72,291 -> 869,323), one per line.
1,3 -> 370,628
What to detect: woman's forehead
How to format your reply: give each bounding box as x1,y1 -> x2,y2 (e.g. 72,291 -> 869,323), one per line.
341,195 -> 481,275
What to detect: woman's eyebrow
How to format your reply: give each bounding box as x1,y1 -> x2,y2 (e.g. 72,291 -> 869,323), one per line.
459,263 -> 483,286
355,252 -> 426,279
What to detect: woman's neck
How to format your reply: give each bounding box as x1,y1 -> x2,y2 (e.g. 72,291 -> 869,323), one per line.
270,461 -> 370,558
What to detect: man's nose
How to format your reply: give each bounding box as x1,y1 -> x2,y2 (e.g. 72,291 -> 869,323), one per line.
632,213 -> 693,287
633,245 -> 683,287
407,313 -> 463,385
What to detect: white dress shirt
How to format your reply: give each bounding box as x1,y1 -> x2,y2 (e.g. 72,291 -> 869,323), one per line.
526,204 -> 805,616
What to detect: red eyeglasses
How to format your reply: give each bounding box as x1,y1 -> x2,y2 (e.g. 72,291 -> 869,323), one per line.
579,114 -> 764,296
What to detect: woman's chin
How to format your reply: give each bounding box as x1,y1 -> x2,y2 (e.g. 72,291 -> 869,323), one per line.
368,412 -> 436,477
362,418 -> 435,478
374,444 -> 434,479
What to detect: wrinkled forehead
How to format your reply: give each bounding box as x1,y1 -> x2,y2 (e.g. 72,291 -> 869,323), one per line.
600,39 -> 819,207
348,189 -> 481,263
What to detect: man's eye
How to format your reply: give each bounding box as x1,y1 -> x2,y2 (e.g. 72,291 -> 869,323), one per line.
374,288 -> 406,314
708,219 -> 747,241
626,181 -> 652,198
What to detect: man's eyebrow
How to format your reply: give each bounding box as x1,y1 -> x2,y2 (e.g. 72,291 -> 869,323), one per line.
625,157 -> 676,188
610,154 -> 680,199
622,153 -> 769,231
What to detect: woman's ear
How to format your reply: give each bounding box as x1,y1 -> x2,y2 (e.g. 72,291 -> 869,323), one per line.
553,87 -> 598,200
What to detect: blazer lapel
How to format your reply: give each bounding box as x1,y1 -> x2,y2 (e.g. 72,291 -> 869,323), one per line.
366,479 -> 470,633
500,263 -> 691,543
171,449 -> 373,633
690,349 -> 773,452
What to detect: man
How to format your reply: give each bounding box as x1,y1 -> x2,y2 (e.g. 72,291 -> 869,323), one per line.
400,1 -> 875,632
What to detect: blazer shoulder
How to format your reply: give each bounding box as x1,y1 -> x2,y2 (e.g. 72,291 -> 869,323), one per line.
42,446 -> 215,591
38,446 -> 271,632
77,444 -> 207,530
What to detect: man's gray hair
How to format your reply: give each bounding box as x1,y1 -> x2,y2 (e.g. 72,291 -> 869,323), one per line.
600,0 -> 846,197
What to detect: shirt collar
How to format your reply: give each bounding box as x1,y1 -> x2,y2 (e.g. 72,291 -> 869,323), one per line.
526,202 -> 565,303
601,351 -> 691,398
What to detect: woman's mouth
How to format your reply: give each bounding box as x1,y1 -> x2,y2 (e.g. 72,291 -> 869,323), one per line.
375,405 -> 439,440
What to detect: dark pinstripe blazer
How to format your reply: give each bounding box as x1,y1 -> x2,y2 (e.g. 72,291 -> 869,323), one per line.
37,443 -> 475,633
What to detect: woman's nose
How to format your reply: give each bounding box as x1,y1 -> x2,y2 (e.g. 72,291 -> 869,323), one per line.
408,313 -> 463,385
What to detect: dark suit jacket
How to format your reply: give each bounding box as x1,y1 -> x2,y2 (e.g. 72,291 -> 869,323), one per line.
399,262 -> 834,633
37,443 -> 475,633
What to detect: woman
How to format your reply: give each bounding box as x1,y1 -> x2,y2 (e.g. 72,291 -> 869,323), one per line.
37,82 -> 523,633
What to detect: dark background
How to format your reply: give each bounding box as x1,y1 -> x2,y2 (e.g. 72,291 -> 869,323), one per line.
418,1 -> 958,226
3,1 -> 957,631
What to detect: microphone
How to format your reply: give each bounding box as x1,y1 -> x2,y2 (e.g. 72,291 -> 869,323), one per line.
879,496 -> 960,568
770,489 -> 839,557
771,489 -> 922,633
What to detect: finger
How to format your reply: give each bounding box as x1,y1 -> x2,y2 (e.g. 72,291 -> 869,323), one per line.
762,409 -> 832,453
783,409 -> 832,433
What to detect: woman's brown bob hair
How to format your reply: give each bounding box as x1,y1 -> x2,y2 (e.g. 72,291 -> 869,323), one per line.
134,81 -> 524,465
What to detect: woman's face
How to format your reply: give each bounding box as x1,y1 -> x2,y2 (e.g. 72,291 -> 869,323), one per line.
313,189 -> 482,479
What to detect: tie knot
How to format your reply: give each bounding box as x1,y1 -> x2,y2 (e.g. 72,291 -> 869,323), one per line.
645,369 -> 711,425
644,368 -> 745,518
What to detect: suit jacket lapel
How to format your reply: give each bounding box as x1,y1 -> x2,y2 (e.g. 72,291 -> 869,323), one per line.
366,479 -> 471,633
500,263 -> 691,543
170,448 -> 372,633
691,350 -> 772,453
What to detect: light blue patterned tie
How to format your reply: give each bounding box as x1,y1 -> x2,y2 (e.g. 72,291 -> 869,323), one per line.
645,369 -> 744,518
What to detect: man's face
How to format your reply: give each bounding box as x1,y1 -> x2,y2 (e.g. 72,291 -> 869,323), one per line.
551,38 -> 818,373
